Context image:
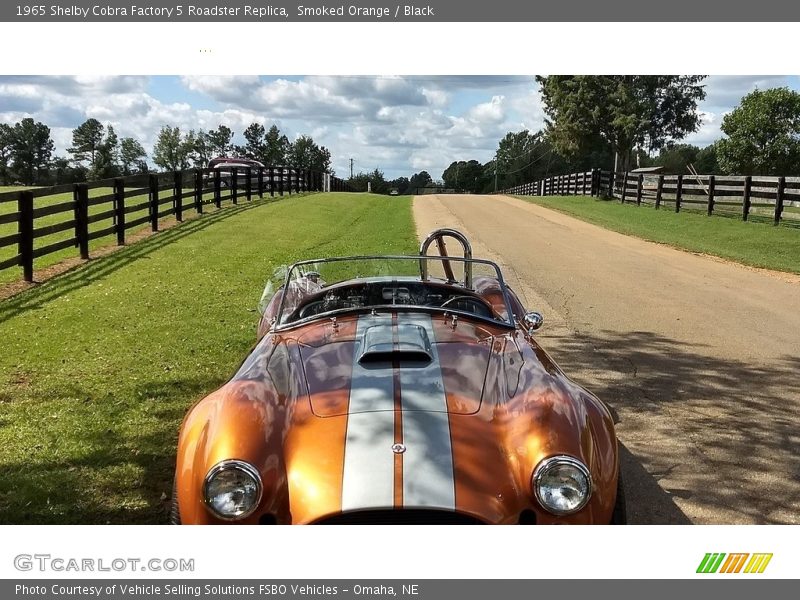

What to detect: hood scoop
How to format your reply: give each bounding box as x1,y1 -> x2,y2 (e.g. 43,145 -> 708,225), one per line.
358,323 -> 432,364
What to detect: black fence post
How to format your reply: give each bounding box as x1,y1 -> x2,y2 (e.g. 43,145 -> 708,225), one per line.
213,169 -> 221,208
149,174 -> 160,232
636,173 -> 643,205
742,175 -> 752,221
258,167 -> 264,198
174,170 -> 183,222
18,191 -> 34,282
706,175 -> 716,216
655,175 -> 664,210
675,174 -> 683,213
194,169 -> 204,214
268,166 -> 275,197
279,168 -> 285,196
231,167 -> 238,205
74,183 -> 90,258
113,178 -> 126,245
608,171 -> 615,198
245,167 -> 253,202
774,176 -> 786,225
620,172 -> 628,203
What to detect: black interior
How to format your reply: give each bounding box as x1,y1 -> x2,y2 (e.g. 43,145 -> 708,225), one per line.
288,281 -> 494,322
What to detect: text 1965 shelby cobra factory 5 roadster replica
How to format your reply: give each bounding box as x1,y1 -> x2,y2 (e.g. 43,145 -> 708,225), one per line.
172,229 -> 625,524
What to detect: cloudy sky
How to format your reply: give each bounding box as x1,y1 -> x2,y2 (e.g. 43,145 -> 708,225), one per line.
1,75 -> 798,180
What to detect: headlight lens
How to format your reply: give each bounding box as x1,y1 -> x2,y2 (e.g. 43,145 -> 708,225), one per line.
532,456 -> 592,515
203,460 -> 262,520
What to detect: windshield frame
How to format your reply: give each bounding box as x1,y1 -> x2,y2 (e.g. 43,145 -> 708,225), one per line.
271,254 -> 517,332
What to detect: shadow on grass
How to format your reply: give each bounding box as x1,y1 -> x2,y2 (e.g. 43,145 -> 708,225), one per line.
544,329 -> 800,524
0,195 -> 286,325
0,375 -> 219,524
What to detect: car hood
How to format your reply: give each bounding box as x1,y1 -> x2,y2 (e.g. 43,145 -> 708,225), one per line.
297,312 -> 497,417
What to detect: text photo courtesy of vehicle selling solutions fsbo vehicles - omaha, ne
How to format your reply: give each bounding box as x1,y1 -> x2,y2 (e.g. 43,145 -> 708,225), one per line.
0,75 -> 799,526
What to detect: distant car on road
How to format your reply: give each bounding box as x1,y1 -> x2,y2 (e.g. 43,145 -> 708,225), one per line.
389,188 -> 400,196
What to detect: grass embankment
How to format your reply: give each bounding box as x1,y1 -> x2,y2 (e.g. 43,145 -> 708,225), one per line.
0,193 -> 417,523
515,195 -> 800,274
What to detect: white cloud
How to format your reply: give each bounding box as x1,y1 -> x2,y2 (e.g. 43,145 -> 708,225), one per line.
0,75 -> 796,180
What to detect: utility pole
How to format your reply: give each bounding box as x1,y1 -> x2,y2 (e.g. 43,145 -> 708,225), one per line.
349,158 -> 354,180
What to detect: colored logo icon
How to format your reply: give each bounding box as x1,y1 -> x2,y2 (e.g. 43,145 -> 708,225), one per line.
697,553 -> 773,574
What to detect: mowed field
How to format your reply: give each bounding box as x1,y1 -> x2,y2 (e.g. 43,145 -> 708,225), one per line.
0,192 -> 417,523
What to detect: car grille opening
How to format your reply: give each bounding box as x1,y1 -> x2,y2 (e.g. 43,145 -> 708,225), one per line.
313,509 -> 485,525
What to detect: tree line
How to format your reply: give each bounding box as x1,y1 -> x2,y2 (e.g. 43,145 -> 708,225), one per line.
0,118 -> 333,187
436,78 -> 800,192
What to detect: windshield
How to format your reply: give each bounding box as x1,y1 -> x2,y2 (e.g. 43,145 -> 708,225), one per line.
258,255 -> 514,329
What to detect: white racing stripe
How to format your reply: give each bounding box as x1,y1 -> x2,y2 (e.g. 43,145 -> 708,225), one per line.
341,312 -> 456,512
341,314 -> 395,511
398,314 -> 456,509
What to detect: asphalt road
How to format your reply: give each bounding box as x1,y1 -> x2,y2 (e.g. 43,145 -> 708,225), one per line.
413,194 -> 800,524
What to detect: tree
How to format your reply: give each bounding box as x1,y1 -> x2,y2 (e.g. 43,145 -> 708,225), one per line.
48,156 -> 87,185
442,160 -> 487,192
409,171 -> 432,191
187,130 -> 213,168
388,176 -> 410,195
287,135 -> 333,172
0,123 -> 13,185
68,118 -> 105,170
243,123 -> 267,162
90,125 -> 120,180
649,143 -> 700,174
265,125 -> 290,165
11,118 -> 54,185
119,137 -> 148,174
152,126 -> 193,171
694,144 -> 719,174
715,87 -> 800,175
206,125 -> 234,157
536,76 -> 707,172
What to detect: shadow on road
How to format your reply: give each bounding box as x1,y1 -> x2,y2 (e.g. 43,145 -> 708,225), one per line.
543,329 -> 800,524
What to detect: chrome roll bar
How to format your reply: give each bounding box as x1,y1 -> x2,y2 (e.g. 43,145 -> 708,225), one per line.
419,228 -> 473,289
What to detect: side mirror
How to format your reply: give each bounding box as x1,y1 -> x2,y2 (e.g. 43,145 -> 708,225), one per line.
522,311 -> 544,333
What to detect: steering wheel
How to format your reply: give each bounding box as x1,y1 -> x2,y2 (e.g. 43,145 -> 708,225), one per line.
440,295 -> 493,317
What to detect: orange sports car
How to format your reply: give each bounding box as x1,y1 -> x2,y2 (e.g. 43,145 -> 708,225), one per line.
171,229 -> 625,524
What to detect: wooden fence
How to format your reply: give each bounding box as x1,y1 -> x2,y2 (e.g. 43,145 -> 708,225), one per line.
501,169 -> 800,228
0,166 -> 351,282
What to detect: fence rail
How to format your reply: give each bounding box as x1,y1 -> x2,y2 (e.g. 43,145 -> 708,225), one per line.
0,166 -> 352,282
501,169 -> 800,228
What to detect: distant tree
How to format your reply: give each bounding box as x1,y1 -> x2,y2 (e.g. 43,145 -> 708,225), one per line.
716,87 -> 800,175
287,135 -> 333,172
48,156 -> 87,185
442,160 -> 486,192
0,123 -> 13,185
206,125 -> 234,157
68,118 -> 105,170
369,168 -> 389,194
187,130 -> 213,168
649,143 -> 700,174
537,75 -> 707,172
264,125 -> 290,165
243,123 -> 267,162
89,125 -> 120,180
388,176 -> 410,195
119,137 -> 148,175
409,171 -> 433,191
694,144 -> 719,174
11,118 -> 54,185
152,126 -> 193,171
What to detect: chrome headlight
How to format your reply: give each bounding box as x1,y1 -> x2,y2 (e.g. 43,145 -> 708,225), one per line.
532,455 -> 592,515
203,460 -> 263,520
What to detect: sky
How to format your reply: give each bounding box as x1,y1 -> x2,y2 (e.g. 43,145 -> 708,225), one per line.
1,75 -> 798,180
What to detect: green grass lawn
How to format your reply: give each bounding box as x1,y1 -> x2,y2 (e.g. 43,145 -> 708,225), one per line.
0,185 -> 234,285
514,195 -> 800,274
0,192 -> 417,523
